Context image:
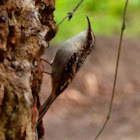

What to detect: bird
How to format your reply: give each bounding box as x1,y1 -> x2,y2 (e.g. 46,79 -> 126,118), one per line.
37,16 -> 95,126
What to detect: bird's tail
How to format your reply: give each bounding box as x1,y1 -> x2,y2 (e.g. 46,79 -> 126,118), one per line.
37,93 -> 56,126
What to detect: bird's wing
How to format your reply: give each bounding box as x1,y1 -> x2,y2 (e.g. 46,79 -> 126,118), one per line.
58,52 -> 79,94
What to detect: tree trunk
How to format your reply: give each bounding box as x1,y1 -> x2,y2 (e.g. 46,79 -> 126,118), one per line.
0,0 -> 57,139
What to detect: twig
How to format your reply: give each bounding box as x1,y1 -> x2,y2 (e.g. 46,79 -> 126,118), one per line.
57,0 -> 84,26
93,0 -> 129,140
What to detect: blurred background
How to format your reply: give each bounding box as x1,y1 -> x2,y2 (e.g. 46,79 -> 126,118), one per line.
52,0 -> 140,43
40,0 -> 140,140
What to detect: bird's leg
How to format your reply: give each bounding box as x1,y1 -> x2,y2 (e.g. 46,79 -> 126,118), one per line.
40,58 -> 52,66
41,71 -> 51,75
38,59 -> 52,75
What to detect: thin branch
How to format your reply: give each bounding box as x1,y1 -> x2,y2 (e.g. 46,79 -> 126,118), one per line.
57,0 -> 84,26
93,0 -> 129,140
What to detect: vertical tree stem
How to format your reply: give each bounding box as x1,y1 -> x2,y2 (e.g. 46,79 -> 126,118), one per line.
94,0 -> 129,139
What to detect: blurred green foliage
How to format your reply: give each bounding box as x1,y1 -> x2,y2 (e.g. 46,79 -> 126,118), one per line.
52,0 -> 140,44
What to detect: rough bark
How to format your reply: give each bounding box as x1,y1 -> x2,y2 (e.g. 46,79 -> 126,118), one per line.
0,0 -> 57,140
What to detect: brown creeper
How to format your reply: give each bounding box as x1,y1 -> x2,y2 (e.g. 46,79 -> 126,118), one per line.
38,17 -> 95,125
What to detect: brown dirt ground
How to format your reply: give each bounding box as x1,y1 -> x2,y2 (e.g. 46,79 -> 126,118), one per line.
40,36 -> 140,140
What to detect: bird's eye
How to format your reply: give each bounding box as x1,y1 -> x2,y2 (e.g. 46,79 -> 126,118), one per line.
88,35 -> 92,40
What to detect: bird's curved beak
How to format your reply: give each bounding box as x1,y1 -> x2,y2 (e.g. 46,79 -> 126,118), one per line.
86,16 -> 91,34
